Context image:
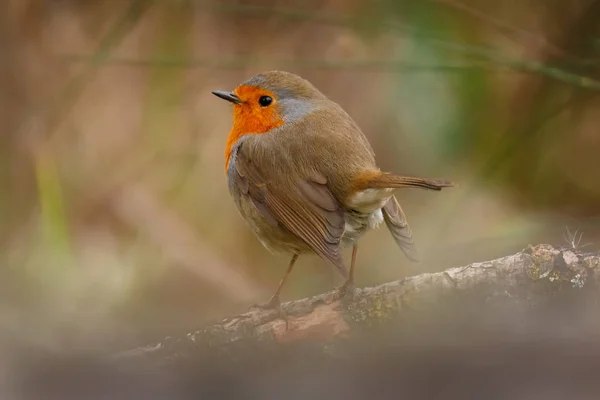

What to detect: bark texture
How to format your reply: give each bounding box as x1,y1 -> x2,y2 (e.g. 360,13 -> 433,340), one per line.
113,244 -> 600,368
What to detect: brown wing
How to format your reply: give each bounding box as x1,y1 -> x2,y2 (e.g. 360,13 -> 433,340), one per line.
233,144 -> 348,278
382,195 -> 420,262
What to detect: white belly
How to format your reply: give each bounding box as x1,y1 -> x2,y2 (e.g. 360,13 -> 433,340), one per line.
342,208 -> 385,246
346,188 -> 394,213
345,208 -> 384,233
342,187 -> 393,246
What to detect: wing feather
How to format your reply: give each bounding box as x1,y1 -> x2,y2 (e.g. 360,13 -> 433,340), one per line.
233,143 -> 348,277
382,195 -> 420,262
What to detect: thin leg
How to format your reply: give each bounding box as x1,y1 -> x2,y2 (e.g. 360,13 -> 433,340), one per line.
336,244 -> 358,299
252,254 -> 298,309
348,244 -> 358,286
252,254 -> 298,330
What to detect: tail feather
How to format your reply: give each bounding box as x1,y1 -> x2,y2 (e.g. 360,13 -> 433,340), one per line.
351,170 -> 453,262
382,195 -> 420,262
362,172 -> 454,191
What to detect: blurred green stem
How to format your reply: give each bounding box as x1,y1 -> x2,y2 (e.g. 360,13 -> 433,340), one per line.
34,145 -> 71,263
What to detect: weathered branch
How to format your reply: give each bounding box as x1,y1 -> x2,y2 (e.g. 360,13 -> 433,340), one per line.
113,244 -> 600,369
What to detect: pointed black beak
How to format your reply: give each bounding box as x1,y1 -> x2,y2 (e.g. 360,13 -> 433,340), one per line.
212,90 -> 242,104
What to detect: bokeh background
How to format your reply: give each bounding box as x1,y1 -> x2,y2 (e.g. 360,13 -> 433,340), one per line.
1,0 -> 600,360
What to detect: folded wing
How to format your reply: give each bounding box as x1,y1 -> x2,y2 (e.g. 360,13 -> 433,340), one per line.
232,142 -> 348,278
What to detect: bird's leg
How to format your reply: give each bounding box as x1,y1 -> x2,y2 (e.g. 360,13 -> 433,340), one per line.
336,244 -> 358,300
251,254 -> 298,328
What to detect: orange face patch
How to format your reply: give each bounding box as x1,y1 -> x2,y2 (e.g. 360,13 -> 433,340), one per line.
224,85 -> 284,171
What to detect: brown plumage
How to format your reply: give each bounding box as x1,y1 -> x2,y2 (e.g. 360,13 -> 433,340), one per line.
213,71 -> 454,309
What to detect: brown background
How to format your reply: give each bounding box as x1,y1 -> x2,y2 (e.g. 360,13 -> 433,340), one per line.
1,0 -> 599,354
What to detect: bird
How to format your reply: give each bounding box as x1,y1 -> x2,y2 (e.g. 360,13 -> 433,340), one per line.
212,70 -> 454,310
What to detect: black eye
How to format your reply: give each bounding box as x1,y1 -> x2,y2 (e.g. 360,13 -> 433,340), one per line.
258,96 -> 273,107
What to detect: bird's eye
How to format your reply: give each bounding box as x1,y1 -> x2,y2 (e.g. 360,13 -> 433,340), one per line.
258,96 -> 273,107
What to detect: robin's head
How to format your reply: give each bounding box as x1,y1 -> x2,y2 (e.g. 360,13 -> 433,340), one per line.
213,71 -> 327,132
213,71 -> 328,169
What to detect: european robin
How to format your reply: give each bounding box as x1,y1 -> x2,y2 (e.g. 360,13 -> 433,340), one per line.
213,71 -> 453,309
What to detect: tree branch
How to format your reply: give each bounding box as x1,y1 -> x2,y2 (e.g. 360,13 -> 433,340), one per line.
113,244 -> 600,368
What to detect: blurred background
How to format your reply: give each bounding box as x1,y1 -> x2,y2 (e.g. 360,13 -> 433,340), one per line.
1,0 -> 600,362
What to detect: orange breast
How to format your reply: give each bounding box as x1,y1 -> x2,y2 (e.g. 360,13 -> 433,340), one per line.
224,86 -> 284,171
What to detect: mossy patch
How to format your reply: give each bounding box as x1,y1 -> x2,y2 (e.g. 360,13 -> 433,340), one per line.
526,246 -> 591,296
342,290 -> 398,329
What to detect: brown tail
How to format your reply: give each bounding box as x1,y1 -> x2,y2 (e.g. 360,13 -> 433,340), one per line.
360,172 -> 455,191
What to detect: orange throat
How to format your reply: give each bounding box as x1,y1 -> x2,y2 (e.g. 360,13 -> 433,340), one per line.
224,86 -> 284,171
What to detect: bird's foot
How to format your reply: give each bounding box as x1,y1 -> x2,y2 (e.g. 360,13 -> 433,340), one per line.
250,294 -> 281,310
250,295 -> 289,330
335,279 -> 357,301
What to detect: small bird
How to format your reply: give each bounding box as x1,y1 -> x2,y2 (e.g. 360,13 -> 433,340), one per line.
213,71 -> 453,309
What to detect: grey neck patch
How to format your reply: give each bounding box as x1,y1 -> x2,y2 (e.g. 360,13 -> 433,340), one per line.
277,97 -> 317,123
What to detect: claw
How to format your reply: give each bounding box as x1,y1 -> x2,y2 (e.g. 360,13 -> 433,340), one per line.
335,280 -> 357,301
250,295 -> 289,330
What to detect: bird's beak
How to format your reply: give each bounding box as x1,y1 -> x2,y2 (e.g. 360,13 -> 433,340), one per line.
212,90 -> 242,104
